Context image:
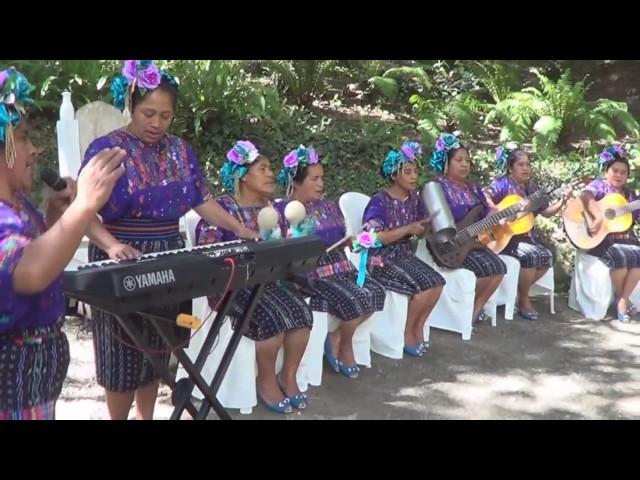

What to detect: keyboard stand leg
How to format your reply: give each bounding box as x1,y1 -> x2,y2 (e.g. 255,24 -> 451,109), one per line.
148,291 -> 241,421
194,283 -> 266,420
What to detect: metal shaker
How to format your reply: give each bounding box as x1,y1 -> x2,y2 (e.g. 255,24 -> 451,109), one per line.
421,181 -> 457,242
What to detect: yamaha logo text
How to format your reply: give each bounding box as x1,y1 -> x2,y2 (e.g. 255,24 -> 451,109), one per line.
122,269 -> 176,292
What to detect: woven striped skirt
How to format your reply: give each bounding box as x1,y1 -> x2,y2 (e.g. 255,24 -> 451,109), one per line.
305,250 -> 386,321
462,249 -> 507,278
588,233 -> 640,269
218,282 -> 314,342
88,218 -> 189,393
0,319 -> 69,417
501,235 -> 553,269
368,242 -> 446,296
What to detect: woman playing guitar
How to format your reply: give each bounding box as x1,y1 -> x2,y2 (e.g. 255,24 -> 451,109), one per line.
483,145 -> 568,321
580,145 -> 640,323
431,133 -> 506,325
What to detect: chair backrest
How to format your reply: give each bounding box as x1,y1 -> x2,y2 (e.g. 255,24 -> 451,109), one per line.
339,192 -> 371,236
76,101 -> 128,159
184,210 -> 203,248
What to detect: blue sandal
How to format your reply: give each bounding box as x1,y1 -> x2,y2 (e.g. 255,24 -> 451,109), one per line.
403,344 -> 424,357
615,299 -> 632,323
324,335 -> 341,372
617,308 -> 631,323
258,392 -> 293,414
276,375 -> 308,409
517,308 -> 538,321
338,363 -> 360,379
286,392 -> 308,409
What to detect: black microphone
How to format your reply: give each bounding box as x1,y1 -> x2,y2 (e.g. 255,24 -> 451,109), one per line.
40,168 -> 67,192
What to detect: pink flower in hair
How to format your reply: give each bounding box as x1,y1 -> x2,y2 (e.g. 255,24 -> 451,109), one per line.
283,151 -> 299,168
138,64 -> 161,89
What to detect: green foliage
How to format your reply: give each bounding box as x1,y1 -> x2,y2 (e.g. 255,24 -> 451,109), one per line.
486,68 -> 640,153
264,60 -> 338,107
4,59 -> 640,292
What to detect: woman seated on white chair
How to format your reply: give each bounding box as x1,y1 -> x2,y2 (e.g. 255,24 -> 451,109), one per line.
581,145 -> 640,323
275,145 -> 386,379
482,144 -> 567,321
195,140 -> 313,414
430,133 -> 506,324
361,142 -> 445,357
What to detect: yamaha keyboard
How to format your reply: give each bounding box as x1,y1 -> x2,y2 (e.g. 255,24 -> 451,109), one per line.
63,235 -> 324,421
64,236 -> 325,313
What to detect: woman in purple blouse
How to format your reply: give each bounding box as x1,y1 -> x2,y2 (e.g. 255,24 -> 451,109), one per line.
580,145 -> 640,322
361,142 -> 445,357
430,133 -> 506,324
0,68 -> 125,419
196,140 -> 314,414
276,145 -> 386,379
483,145 -> 567,321
79,61 -> 257,420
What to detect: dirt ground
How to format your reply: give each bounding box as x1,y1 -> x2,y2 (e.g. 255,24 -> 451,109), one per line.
56,296 -> 640,420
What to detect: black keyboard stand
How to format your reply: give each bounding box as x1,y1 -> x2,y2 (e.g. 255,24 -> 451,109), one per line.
109,283 -> 266,421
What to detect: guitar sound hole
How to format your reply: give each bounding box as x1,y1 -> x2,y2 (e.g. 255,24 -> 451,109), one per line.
604,209 -> 616,220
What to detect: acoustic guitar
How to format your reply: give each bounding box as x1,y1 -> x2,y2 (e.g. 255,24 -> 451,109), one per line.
563,192 -> 640,250
479,179 -> 583,254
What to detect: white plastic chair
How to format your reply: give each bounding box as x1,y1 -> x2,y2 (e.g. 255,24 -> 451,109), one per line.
483,255 -> 521,323
569,250 -> 615,320
529,267 -> 556,314
568,250 -> 640,320
414,240 -> 476,340
339,192 -> 408,359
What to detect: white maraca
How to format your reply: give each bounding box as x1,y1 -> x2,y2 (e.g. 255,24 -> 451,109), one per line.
284,200 -> 306,227
257,205 -> 280,239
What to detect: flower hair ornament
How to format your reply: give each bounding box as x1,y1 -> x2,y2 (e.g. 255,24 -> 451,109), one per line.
220,140 -> 261,193
495,141 -> 520,172
352,230 -> 383,287
429,133 -> 462,174
598,144 -> 626,170
111,60 -> 178,116
381,141 -> 422,179
276,144 -> 320,197
0,68 -> 34,169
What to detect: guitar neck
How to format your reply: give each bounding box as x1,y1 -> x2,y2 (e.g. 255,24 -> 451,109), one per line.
618,199 -> 640,216
457,189 -> 544,240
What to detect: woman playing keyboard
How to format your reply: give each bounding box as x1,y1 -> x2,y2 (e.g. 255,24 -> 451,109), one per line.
79,61 -> 256,420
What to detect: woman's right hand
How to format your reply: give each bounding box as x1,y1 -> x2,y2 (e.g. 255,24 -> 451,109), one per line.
405,220 -> 428,237
106,242 -> 143,261
75,147 -> 126,214
588,215 -> 603,236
